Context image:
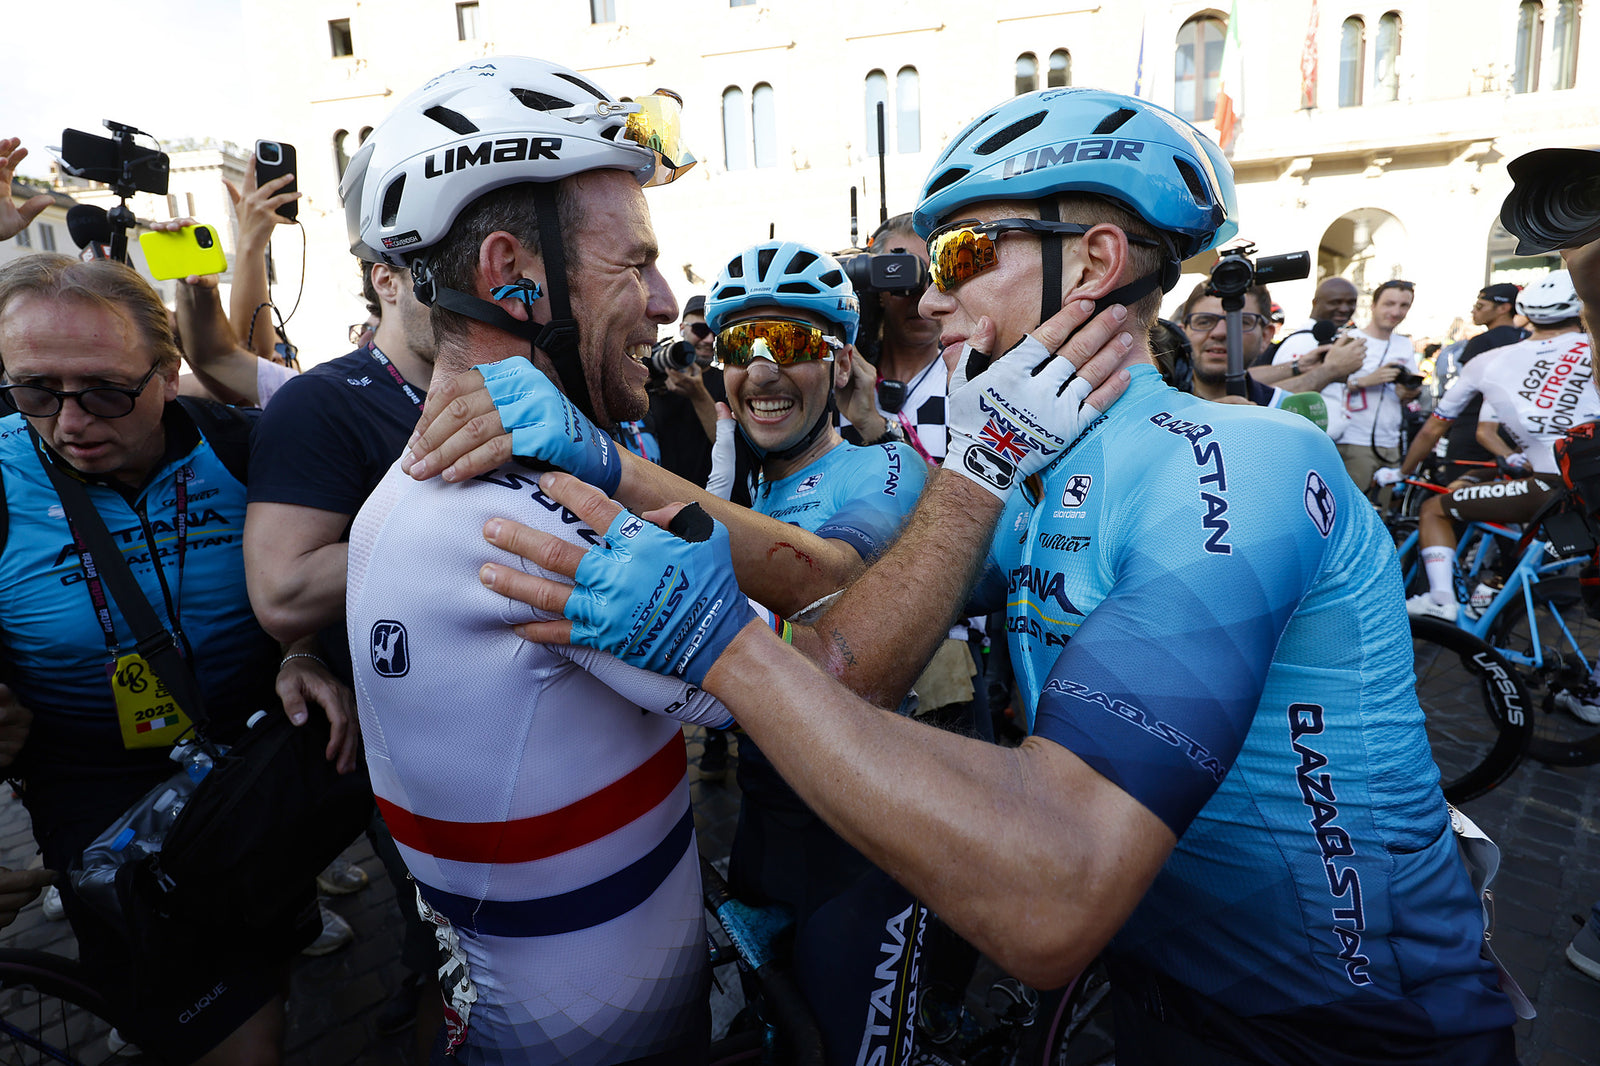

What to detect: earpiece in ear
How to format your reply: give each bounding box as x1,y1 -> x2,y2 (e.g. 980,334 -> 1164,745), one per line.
491,278 -> 544,309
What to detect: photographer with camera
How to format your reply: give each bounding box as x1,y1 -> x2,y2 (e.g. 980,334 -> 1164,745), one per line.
1324,279 -> 1421,496
838,214 -> 945,462
1387,270 -> 1598,625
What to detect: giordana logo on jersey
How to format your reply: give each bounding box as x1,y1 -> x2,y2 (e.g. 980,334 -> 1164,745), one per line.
1060,475 -> 1093,509
795,472 -> 823,496
617,515 -> 645,539
1304,471 -> 1336,537
371,620 -> 410,678
423,137 -> 563,180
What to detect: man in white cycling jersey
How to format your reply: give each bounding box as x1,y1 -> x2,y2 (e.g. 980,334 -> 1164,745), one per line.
339,58 -> 732,1065
1386,269 -> 1597,636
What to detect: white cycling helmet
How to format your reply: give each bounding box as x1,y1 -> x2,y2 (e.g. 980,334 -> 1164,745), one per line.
341,56 -> 692,264
1517,269 -> 1584,325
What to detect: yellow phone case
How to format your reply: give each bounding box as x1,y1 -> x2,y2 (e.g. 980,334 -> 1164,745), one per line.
138,225 -> 228,281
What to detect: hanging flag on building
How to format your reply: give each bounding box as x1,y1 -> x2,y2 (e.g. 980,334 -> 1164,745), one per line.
1213,0 -> 1244,153
1300,0 -> 1320,109
1133,17 -> 1148,98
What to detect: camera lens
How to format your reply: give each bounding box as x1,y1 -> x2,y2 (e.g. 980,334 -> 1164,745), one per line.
259,143 -> 282,166
195,227 -> 214,249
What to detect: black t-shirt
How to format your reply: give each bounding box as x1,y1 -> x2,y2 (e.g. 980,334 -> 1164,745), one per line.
647,366 -> 724,487
1446,326 -> 1527,470
249,346 -> 425,678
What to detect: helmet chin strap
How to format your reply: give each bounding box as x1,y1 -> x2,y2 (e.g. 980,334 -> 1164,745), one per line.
409,184 -> 601,426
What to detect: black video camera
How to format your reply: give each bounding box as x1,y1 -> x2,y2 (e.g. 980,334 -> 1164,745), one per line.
58,121 -> 170,197
841,251 -> 928,297
1207,243 -> 1312,298
1501,147 -> 1600,255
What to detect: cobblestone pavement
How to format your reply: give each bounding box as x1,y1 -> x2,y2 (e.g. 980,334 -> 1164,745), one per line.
0,726 -> 1595,1063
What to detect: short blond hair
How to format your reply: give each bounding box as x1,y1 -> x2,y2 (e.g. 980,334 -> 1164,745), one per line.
0,254 -> 182,375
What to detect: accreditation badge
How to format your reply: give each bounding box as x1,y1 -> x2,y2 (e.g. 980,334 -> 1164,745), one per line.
108,652 -> 193,749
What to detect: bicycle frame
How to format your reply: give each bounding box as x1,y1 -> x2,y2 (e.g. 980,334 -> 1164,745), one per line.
1455,534 -> 1592,673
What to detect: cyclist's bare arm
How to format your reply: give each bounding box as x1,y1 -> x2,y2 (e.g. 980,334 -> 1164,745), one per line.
1400,415 -> 1452,476
1474,420 -> 1517,462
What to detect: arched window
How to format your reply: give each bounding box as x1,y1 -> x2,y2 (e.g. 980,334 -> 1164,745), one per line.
1374,13 -> 1401,102
1174,15 -> 1225,121
1015,53 -> 1038,96
1515,1 -> 1545,92
358,126 -> 374,145
722,87 -> 748,170
896,67 -> 921,153
751,83 -> 777,169
333,129 -> 351,179
864,70 -> 889,156
1339,17 -> 1366,107
1554,0 -> 1581,89
1048,49 -> 1071,88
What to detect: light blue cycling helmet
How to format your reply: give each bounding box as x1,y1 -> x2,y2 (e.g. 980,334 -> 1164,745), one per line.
912,88 -> 1239,262
706,240 -> 861,344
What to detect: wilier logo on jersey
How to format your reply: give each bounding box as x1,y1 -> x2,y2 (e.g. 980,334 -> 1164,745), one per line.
371,620 -> 410,678
1060,475 -> 1093,509
1304,471 -> 1336,537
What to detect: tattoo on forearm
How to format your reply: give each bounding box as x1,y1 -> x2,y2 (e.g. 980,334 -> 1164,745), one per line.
828,627 -> 858,672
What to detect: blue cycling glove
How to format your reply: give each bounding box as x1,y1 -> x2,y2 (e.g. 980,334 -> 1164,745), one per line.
566,504 -> 759,687
477,357 -> 623,496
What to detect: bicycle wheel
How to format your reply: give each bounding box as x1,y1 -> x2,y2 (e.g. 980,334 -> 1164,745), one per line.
1410,616 -> 1532,802
0,949 -> 130,1065
1488,571 -> 1600,767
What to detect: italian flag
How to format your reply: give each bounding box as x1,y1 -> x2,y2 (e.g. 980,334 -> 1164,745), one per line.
1214,0 -> 1244,153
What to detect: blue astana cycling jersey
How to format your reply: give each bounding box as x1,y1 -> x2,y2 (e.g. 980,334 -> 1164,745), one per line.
979,366 -> 1512,1059
756,439 -> 926,558
0,406 -> 276,781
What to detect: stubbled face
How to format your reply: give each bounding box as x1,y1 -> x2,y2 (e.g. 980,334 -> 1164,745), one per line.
1311,279 -> 1358,325
722,306 -> 846,455
876,229 -> 940,354
1371,288 -> 1414,332
0,295 -> 177,486
567,170 -> 678,423
917,201 -> 1046,361
1182,293 -> 1271,386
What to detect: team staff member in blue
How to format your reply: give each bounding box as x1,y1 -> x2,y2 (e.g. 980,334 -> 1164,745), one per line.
409,88 -> 1519,1065
708,240 -> 927,1065
0,254 -> 353,1065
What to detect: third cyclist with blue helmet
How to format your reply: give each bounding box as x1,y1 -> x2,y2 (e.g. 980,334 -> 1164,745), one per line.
411,88 -> 1522,1065
707,239 -> 930,1066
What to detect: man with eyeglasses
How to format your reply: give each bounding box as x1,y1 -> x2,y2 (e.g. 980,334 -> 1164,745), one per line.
0,253 -> 352,1064
409,86 -> 1521,1064
1177,280 -> 1364,413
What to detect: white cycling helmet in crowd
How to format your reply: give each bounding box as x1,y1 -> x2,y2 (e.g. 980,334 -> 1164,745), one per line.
339,56 -> 694,420
1517,269 -> 1584,325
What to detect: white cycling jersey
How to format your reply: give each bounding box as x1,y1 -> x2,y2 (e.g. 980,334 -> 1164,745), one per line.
347,461 -> 730,1065
1433,331 -> 1598,473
